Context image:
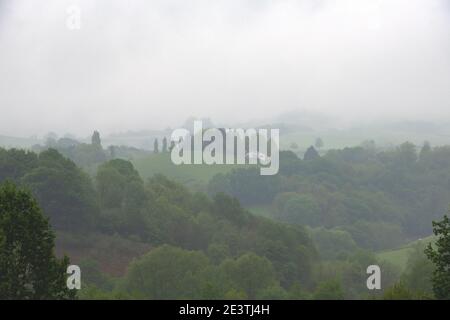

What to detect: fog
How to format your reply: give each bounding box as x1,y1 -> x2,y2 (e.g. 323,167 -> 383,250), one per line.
0,0 -> 449,137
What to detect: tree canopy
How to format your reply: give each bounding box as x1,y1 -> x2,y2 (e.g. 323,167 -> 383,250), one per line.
0,182 -> 75,299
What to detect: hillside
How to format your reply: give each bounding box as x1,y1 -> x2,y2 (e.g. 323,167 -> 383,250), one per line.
376,235 -> 436,271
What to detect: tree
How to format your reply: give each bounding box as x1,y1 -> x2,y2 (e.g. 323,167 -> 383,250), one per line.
45,132 -> 58,147
123,245 -> 214,299
425,214 -> 450,299
0,148 -> 38,182
162,137 -> 168,153
108,145 -> 116,159
96,159 -> 147,237
0,182 -> 75,299
402,243 -> 434,295
220,253 -> 278,299
313,279 -> 344,300
91,130 -> 102,147
169,140 -> 175,152
361,140 -> 376,152
212,193 -> 247,224
154,138 -> 159,153
419,141 -> 432,161
21,149 -> 99,231
315,138 -> 324,149
311,227 -> 358,260
382,282 -> 415,300
395,142 -> 417,167
304,146 -> 320,161
274,193 -> 320,227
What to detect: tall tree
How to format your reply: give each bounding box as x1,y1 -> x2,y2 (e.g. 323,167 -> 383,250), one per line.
91,130 -> 102,147
108,145 -> 116,159
425,214 -> 450,299
153,138 -> 159,153
0,182 -> 75,299
419,141 -> 432,161
169,140 -> 175,152
162,137 -> 168,153
315,137 -> 324,149
304,146 -> 320,161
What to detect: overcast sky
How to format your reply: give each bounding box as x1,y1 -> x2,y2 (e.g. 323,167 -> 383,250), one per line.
0,0 -> 449,137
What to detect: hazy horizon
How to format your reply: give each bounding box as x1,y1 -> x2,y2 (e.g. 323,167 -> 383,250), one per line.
1,0 -> 449,137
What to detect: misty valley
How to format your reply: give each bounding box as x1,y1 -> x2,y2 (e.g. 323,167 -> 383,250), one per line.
1,127 -> 449,300
1,0 -> 450,305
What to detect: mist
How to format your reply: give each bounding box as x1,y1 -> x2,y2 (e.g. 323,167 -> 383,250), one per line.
0,0 -> 449,137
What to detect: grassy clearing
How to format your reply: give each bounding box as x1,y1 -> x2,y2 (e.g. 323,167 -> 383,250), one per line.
376,235 -> 435,271
132,152 -> 248,184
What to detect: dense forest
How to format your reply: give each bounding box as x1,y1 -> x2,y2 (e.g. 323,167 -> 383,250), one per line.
1,133 -> 449,299
210,143 -> 450,251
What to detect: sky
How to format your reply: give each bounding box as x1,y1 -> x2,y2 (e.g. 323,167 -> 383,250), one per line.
0,0 -> 449,137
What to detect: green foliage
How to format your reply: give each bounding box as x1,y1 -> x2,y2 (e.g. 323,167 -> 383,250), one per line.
79,284 -> 133,300
153,138 -> 159,153
0,182 -> 75,299
401,243 -> 434,295
287,282 -> 311,299
38,133 -> 107,170
207,243 -> 230,264
21,149 -> 99,231
344,221 -> 404,251
273,193 -> 320,227
256,285 -> 288,300
2,141 -> 446,300
209,167 -> 281,205
91,131 -> 102,147
123,245 -> 215,299
310,227 -> 358,260
419,141 -> 432,161
376,235 -> 435,271
96,159 -> 149,237
313,279 -> 344,300
223,288 -> 248,299
382,282 -> 415,300
78,258 -> 114,291
210,142 -> 450,251
220,253 -> 278,299
425,214 -> 450,299
314,250 -> 392,299
304,146 -> 320,161
162,137 -> 168,153
97,159 -> 143,209
0,148 -> 38,182
381,281 -> 433,300
212,192 -> 248,224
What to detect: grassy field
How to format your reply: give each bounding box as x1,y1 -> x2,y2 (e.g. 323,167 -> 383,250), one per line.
281,127 -> 450,153
132,152 -> 250,184
376,235 -> 435,271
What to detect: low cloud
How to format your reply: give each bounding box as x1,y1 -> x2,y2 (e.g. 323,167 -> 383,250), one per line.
0,0 -> 449,136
